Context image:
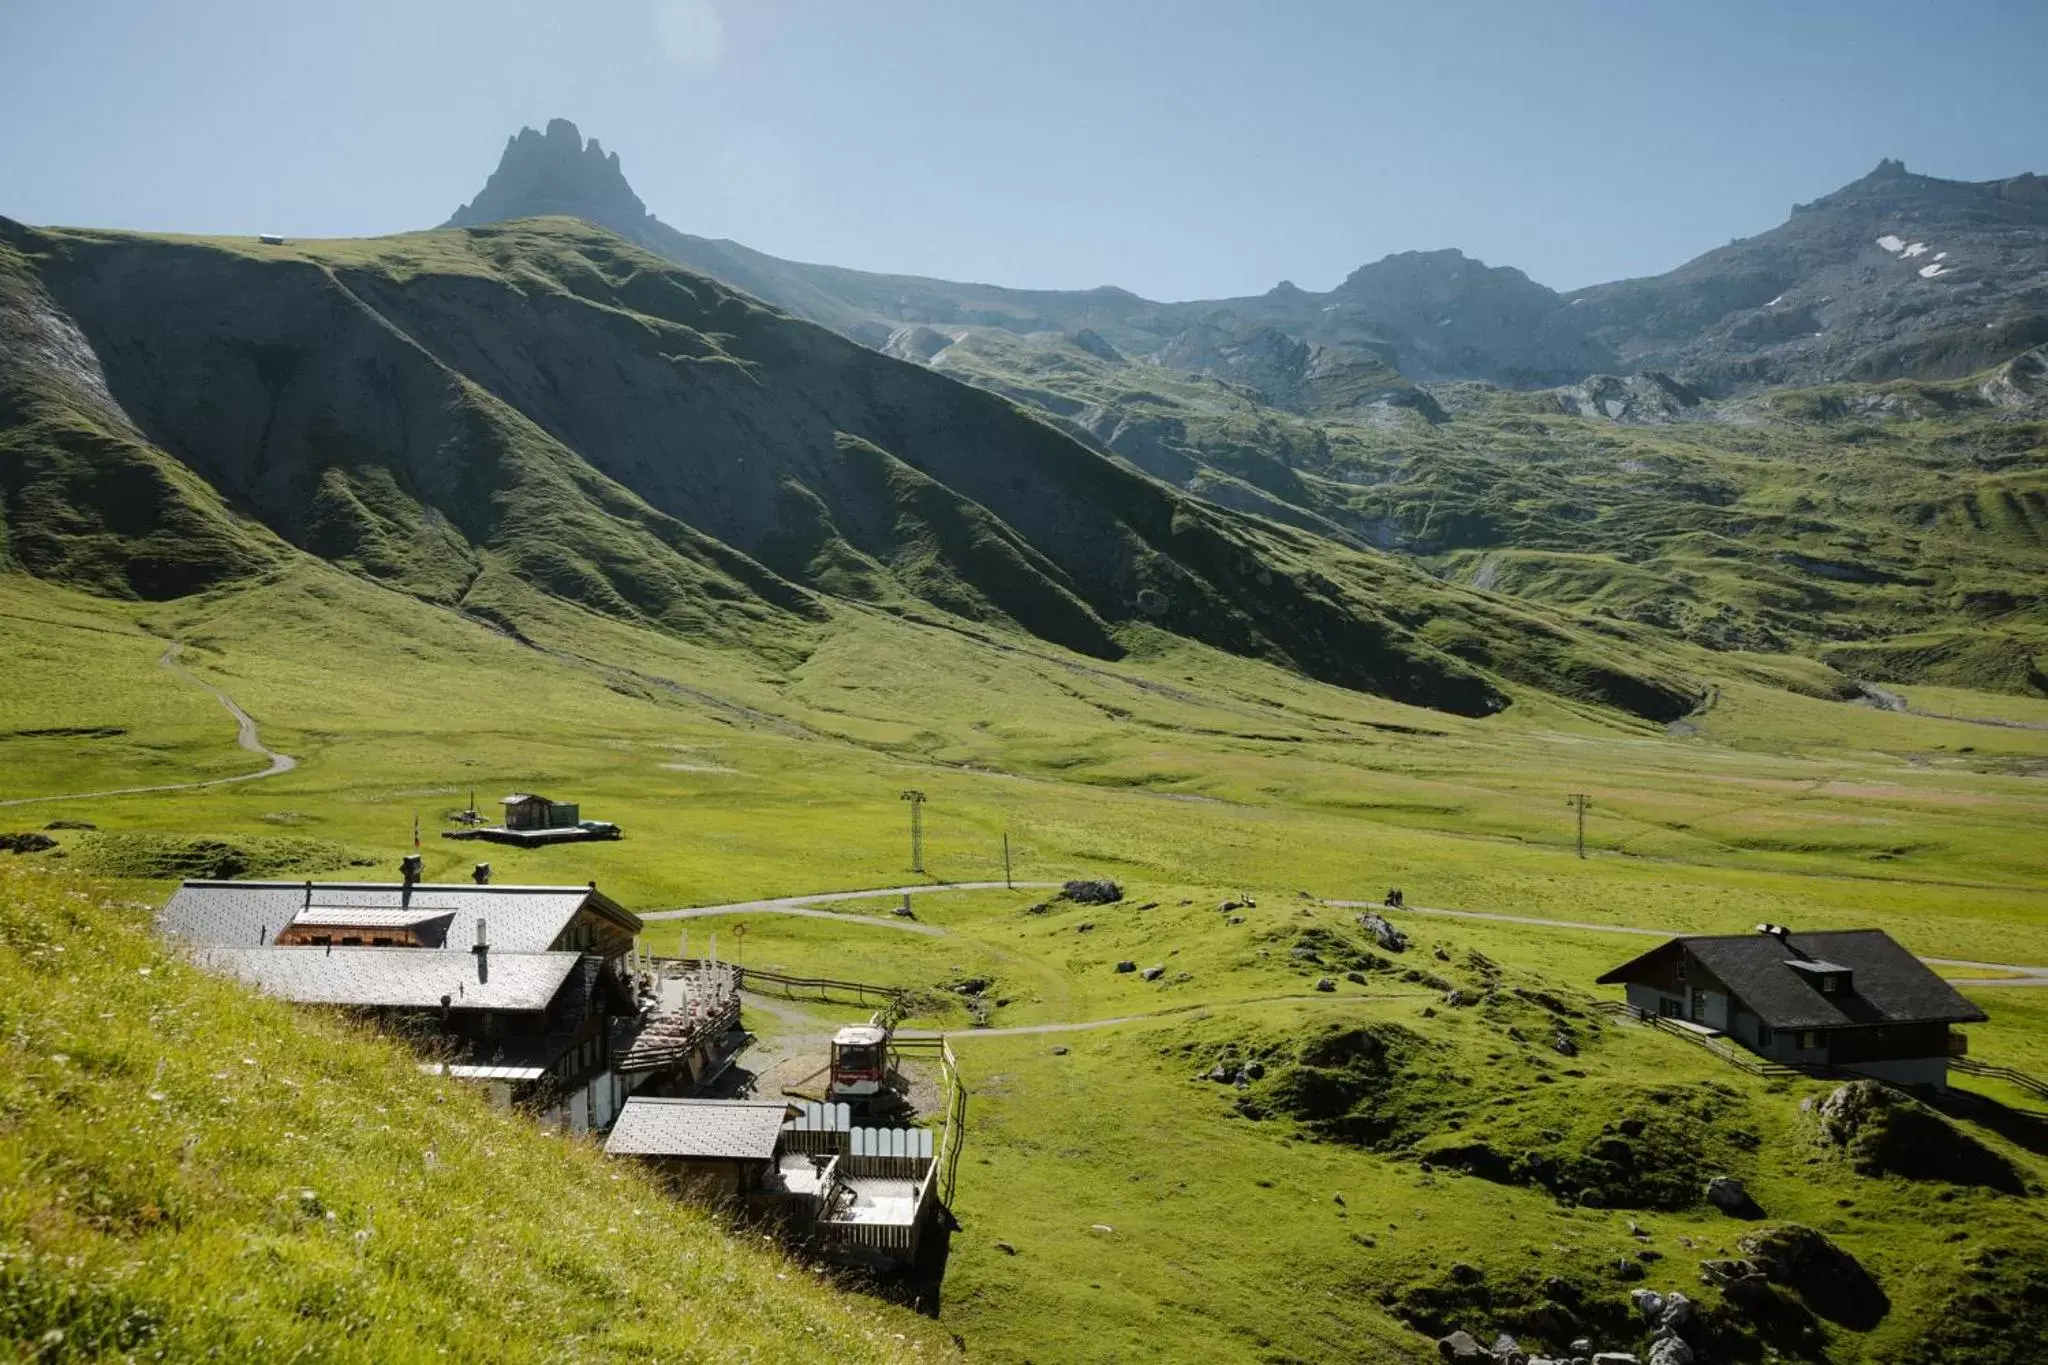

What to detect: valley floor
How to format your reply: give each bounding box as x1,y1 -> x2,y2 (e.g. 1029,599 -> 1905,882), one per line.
4,566 -> 2047,1362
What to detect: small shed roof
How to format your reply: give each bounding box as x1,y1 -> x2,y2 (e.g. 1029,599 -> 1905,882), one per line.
291,906 -> 456,931
500,793 -> 551,806
604,1098 -> 795,1160
195,946 -> 582,1011
1597,929 -> 1987,1030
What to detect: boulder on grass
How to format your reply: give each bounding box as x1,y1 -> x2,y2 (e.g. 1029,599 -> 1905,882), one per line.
1060,879 -> 1123,905
1705,1176 -> 1760,1216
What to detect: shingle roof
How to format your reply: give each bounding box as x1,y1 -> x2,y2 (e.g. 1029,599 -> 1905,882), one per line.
1597,929 -> 1988,1030
604,1098 -> 794,1159
195,946 -> 583,1011
160,881 -> 640,953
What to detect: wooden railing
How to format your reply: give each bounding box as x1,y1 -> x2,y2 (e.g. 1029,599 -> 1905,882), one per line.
1951,1056 -> 2048,1102
895,1035 -> 966,1207
1592,1001 -> 1796,1076
644,957 -> 905,1007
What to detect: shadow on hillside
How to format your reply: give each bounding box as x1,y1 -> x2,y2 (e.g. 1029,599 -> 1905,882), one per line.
1939,1088 -> 2048,1165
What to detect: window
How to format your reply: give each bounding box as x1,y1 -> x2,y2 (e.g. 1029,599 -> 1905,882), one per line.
1657,997 -> 1683,1019
1757,1024 -> 1774,1047
1819,975 -> 1839,994
1674,955 -> 1688,982
1799,1030 -> 1823,1051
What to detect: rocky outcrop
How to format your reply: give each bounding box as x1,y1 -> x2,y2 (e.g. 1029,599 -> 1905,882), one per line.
1568,159 -> 2048,391
1813,1079 -> 2025,1192
446,119 -> 652,236
1702,1224 -> 1889,1332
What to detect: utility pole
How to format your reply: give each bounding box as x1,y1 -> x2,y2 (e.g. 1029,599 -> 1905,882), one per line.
1567,793 -> 1590,860
1002,831 -> 1013,889
900,789 -> 927,874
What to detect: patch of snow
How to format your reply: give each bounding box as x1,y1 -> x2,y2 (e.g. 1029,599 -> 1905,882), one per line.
1902,242 -> 1929,258
1876,234 -> 1906,253
1919,263 -> 1947,278
1765,294 -> 1786,307
1436,318 -> 1451,326
1601,398 -> 1626,418
1934,252 -> 1947,260
1321,305 -> 1339,312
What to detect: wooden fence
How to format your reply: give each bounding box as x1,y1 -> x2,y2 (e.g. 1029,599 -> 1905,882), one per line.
644,957 -> 905,1008
895,1036 -> 966,1207
1951,1056 -> 2048,1103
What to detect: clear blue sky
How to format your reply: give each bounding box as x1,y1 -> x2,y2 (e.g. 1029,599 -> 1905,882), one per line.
4,0 -> 2044,298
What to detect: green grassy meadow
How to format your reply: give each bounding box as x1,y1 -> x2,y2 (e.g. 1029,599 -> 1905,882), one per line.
4,554 -> 2047,1362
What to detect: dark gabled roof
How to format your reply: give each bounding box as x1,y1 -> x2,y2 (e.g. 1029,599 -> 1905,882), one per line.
195,946 -> 582,1011
1598,929 -> 1988,1030
160,880 -> 640,953
604,1098 -> 795,1159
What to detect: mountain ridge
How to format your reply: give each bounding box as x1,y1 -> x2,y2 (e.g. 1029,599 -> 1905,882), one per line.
444,121 -> 2048,395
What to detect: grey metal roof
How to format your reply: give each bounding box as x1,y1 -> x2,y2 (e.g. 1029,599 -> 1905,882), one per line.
1598,929 -> 1989,1030
195,946 -> 582,1011
605,1098 -> 794,1159
161,880 -> 640,953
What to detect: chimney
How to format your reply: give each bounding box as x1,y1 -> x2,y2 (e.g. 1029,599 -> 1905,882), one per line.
1755,923 -> 1803,956
303,879 -> 313,909
440,992 -> 452,1024
400,853 -> 424,907
474,918 -> 490,955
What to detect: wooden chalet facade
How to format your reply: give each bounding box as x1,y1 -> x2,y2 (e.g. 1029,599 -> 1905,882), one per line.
1597,926 -> 1986,1090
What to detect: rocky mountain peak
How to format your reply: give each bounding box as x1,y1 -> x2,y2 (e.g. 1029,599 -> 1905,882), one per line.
445,118 -> 651,235
1334,248 -> 1556,310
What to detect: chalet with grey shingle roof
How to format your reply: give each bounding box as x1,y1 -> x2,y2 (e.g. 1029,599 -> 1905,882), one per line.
160,876 -> 668,1130
1597,925 -> 1986,1089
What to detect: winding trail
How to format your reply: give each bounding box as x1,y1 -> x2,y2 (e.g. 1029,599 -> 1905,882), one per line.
899,991 -> 1407,1040
641,882 -> 1063,933
0,643 -> 297,808
648,881 -> 2047,995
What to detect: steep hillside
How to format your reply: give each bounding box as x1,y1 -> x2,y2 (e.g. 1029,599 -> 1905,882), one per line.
0,215 -> 1702,721
0,863 -> 948,1361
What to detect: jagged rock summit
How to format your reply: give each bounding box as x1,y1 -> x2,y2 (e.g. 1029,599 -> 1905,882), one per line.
446,118 -> 651,236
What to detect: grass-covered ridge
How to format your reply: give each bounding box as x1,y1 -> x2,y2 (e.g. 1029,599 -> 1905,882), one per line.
915,323 -> 2048,697
0,214 -> 1715,721
0,863 -> 949,1362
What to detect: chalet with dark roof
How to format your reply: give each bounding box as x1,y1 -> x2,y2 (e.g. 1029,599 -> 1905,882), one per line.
1596,925 -> 1986,1090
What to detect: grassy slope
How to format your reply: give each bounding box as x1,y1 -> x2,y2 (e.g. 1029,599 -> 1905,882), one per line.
4,554 -> 2048,1361
0,863 -> 950,1363
920,326 -> 2048,696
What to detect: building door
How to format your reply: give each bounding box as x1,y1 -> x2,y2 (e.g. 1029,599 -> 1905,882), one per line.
1690,989 -> 1706,1024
